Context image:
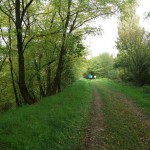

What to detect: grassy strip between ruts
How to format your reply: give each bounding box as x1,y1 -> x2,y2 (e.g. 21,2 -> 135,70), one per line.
0,79 -> 92,150
92,79 -> 150,149
98,79 -> 150,116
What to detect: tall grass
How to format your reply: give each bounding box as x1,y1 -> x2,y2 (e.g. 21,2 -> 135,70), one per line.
0,79 -> 92,150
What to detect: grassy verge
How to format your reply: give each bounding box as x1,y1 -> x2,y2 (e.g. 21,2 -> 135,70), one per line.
98,79 -> 150,116
92,79 -> 150,149
0,79 -> 92,150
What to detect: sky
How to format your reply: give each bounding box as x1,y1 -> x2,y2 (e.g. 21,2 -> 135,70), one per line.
84,0 -> 150,58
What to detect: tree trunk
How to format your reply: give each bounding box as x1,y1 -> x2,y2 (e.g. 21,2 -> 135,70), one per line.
18,51 -> 36,104
36,71 -> 45,98
34,58 -> 45,98
52,43 -> 66,94
9,57 -> 20,106
8,14 -> 20,106
52,0 -> 72,94
46,65 -> 52,96
15,0 -> 36,104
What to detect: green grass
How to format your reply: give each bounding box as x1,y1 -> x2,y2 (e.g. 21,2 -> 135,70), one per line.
1,79 -> 150,150
99,79 -> 150,116
92,79 -> 150,149
0,79 -> 92,150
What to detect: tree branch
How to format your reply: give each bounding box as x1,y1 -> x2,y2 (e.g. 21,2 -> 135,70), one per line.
23,36 -> 34,52
0,5 -> 15,23
69,11 -> 79,33
0,56 -> 6,72
28,59 -> 56,86
21,0 -> 34,22
73,12 -> 112,31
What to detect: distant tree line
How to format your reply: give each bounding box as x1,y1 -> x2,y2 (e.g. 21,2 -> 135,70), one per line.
87,53 -> 117,80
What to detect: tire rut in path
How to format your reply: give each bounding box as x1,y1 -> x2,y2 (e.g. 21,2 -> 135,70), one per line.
114,91 -> 150,127
83,88 -> 105,150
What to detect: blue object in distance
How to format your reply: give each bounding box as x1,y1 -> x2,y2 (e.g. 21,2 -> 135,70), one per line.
88,74 -> 92,79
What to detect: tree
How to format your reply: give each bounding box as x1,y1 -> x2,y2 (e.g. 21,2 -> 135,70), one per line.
0,0 -> 38,104
0,5 -> 20,106
51,0 -> 125,94
88,53 -> 115,79
115,1 -> 150,85
0,0 -> 135,108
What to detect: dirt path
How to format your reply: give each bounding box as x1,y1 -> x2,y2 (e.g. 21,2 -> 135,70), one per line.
82,81 -> 150,149
83,88 -> 105,150
113,91 -> 150,127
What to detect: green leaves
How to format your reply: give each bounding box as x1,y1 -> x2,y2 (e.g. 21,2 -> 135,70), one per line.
88,53 -> 116,79
116,1 -> 150,85
0,0 -> 137,106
